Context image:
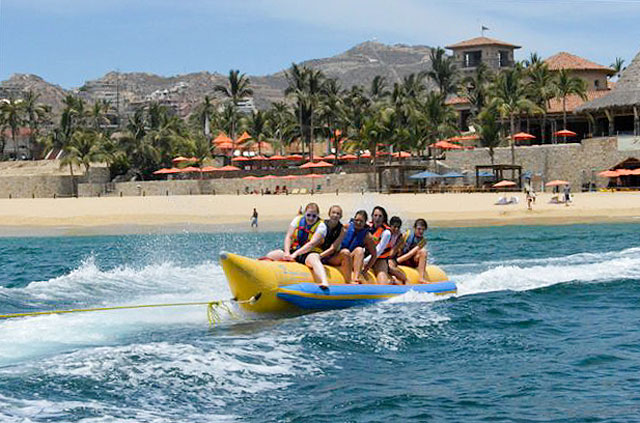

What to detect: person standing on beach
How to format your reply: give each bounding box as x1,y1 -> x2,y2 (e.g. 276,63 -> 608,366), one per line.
250,208 -> 258,228
563,185 -> 571,206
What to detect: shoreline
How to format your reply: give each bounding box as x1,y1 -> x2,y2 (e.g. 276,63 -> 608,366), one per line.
0,192 -> 639,237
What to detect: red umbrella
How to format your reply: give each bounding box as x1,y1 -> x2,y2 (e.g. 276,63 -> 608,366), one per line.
215,141 -> 235,150
279,174 -> 300,180
431,141 -> 463,150
616,169 -> 635,176
285,154 -> 304,160
360,152 -> 372,159
631,168 -> 640,175
200,166 -> 219,172
323,154 -> 337,160
545,180 -> 569,187
242,175 -> 260,180
153,168 -> 181,174
304,173 -> 324,178
512,132 -> 536,141
260,175 -> 278,180
252,155 -> 268,161
393,151 -> 411,158
555,129 -> 577,137
299,160 -> 333,168
493,180 -> 517,188
268,154 -> 287,160
235,131 -> 251,144
341,154 -> 358,160
215,165 -> 241,171
231,156 -> 251,162
180,166 -> 201,173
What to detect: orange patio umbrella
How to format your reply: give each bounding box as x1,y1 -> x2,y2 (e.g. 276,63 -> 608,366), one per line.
360,152 -> 372,159
555,129 -> 577,137
231,156 -> 251,162
212,132 -> 233,145
215,165 -> 241,171
200,166 -> 219,172
268,154 -> 287,160
299,160 -> 333,169
393,151 -> 411,158
512,132 -> 536,141
153,168 -> 181,174
215,141 -> 235,150
285,154 -> 304,160
252,155 -> 268,161
431,141 -> 464,150
242,175 -> 260,180
341,154 -> 358,160
180,166 -> 201,173
631,168 -> 640,175
545,180 -> 569,187
259,175 -> 279,180
323,154 -> 337,160
279,174 -> 300,180
304,173 -> 324,178
493,180 -> 517,188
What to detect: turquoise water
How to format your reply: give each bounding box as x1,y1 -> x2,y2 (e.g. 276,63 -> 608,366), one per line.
1,224 -> 639,422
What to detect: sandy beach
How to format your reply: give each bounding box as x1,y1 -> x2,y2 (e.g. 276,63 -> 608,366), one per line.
0,191 -> 639,236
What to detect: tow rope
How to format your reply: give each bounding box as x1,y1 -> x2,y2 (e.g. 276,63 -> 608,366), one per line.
0,295 -> 261,327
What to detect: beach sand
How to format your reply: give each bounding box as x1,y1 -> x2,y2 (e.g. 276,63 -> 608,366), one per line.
0,191 -> 639,236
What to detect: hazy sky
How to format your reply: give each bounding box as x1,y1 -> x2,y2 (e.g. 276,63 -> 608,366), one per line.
1,0 -> 639,88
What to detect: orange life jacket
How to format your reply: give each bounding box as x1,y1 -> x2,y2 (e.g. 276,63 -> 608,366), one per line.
370,224 -> 393,258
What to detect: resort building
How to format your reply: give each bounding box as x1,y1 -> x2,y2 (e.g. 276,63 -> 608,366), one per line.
577,50 -> 640,137
446,36 -> 520,74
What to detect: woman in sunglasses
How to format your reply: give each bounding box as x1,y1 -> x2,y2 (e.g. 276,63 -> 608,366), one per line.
266,202 -> 330,288
339,210 -> 377,283
363,206 -> 393,283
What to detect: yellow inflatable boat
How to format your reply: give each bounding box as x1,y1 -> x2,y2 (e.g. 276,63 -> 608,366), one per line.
220,252 -> 456,314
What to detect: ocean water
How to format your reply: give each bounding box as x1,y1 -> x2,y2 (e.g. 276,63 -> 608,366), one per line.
0,223 -> 639,422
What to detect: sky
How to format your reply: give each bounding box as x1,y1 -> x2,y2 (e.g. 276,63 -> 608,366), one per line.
1,0 -> 639,89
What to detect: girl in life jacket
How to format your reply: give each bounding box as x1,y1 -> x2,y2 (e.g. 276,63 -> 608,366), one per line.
265,202 -> 331,289
363,206 -> 393,283
339,210 -> 377,284
395,218 -> 429,283
386,216 -> 409,284
318,205 -> 352,283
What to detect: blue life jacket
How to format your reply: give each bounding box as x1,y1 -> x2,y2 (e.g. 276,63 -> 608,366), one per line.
402,230 -> 425,254
341,221 -> 367,251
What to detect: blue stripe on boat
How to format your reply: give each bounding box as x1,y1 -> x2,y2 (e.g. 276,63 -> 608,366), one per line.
277,282 -> 457,310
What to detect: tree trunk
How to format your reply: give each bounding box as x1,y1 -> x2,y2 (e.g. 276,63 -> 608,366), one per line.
541,113 -> 547,144
309,113 -> 314,162
12,128 -> 18,158
562,97 -> 567,130
510,115 -> 516,165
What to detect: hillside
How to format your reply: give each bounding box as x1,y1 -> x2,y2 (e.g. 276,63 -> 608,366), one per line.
0,41 -> 436,115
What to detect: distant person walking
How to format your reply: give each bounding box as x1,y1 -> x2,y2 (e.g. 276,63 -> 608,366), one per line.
563,185 -> 571,206
251,208 -> 259,228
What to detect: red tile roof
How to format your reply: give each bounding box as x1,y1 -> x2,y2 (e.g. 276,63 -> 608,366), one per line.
544,52 -> 614,74
446,36 -> 520,50
547,90 -> 611,114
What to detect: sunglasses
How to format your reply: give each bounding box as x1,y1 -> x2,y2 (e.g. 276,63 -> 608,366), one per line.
306,213 -> 318,219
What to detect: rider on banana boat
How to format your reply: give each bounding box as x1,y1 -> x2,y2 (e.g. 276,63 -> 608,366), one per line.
364,206 -> 393,283
386,216 -> 409,284
318,205 -> 351,283
395,218 -> 429,283
339,210 -> 377,284
265,202 -> 330,289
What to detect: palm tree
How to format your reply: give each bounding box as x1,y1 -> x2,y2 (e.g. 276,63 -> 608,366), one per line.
490,67 -> 540,164
369,75 -> 389,101
0,97 -> 25,158
610,57 -> 625,79
428,47 -> 458,99
22,90 -> 50,159
245,110 -> 269,155
60,130 -> 106,195
475,105 -> 503,165
527,62 -> 555,143
460,62 -> 492,117
553,69 -> 588,130
194,96 -> 216,137
319,78 -> 345,157
266,101 -> 295,154
214,70 -> 253,139
88,100 -> 111,133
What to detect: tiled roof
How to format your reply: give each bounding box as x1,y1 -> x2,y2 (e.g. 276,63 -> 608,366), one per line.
446,36 -> 520,50
547,90 -> 611,114
544,52 -> 614,74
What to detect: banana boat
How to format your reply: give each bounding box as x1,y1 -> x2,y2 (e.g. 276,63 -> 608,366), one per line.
220,252 -> 456,313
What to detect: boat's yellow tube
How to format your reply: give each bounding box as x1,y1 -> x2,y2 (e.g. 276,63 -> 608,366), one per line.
220,252 -> 448,314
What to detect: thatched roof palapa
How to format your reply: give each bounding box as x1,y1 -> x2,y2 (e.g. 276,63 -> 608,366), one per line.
577,50 -> 640,112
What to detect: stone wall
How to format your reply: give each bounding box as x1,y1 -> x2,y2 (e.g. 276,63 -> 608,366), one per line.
0,174 -> 74,198
442,137 -> 639,190
78,172 -> 376,197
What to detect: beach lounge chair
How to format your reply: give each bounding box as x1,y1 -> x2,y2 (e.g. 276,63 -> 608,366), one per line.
299,188 -> 308,194
291,188 -> 300,194
495,196 -> 510,205
510,196 -> 519,204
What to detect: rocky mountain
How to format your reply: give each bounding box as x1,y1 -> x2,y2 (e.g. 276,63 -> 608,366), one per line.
0,41 -> 436,116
